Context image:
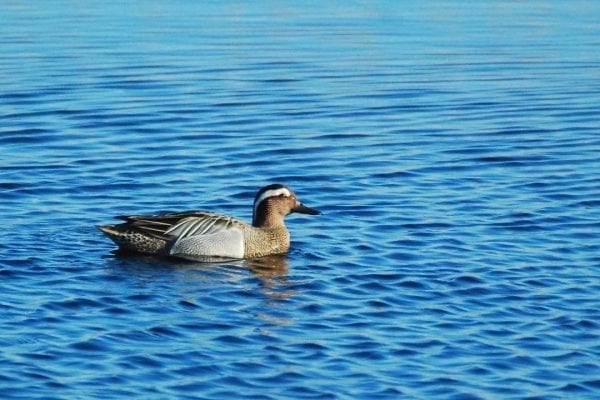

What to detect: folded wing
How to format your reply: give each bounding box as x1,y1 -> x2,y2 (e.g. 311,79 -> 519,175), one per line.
119,211 -> 245,259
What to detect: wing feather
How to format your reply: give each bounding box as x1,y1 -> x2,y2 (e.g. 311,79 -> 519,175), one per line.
117,211 -> 243,241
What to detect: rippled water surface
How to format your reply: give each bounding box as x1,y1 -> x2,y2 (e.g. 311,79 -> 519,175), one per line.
2,1 -> 599,399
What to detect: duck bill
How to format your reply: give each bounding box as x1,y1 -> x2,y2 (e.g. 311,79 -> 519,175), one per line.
293,203 -> 321,215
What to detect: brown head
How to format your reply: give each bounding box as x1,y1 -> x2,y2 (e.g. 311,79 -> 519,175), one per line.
252,184 -> 321,228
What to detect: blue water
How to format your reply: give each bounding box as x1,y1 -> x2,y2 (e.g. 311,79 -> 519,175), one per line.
2,1 -> 599,399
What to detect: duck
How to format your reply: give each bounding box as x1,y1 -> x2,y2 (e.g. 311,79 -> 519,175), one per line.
97,184 -> 321,261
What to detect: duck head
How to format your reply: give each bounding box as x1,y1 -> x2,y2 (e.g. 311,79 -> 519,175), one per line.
252,184 -> 321,228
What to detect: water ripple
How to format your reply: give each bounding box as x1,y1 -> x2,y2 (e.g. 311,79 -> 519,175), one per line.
2,1 -> 600,399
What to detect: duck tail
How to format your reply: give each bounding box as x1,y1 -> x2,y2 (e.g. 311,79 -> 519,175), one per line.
97,224 -> 125,244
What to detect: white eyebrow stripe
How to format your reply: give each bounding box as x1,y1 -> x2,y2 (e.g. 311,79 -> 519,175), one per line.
253,188 -> 291,215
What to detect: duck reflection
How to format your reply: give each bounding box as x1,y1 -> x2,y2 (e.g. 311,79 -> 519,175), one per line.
244,254 -> 288,280
108,250 -> 294,301
244,255 -> 295,301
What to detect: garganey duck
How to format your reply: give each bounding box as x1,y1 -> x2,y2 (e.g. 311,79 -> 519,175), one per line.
98,184 -> 321,261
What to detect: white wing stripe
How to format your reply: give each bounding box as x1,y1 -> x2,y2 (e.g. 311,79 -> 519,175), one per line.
179,219 -> 198,238
165,215 -> 236,243
201,219 -> 217,234
189,219 -> 206,236
165,220 -> 186,236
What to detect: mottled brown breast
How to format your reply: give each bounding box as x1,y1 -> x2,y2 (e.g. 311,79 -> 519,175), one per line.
242,226 -> 290,258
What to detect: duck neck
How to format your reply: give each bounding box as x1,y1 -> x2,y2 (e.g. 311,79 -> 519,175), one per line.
252,203 -> 286,228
